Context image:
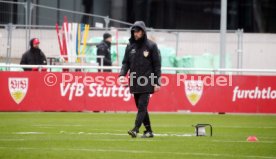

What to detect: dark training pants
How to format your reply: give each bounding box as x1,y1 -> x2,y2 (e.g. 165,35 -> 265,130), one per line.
133,93 -> 152,132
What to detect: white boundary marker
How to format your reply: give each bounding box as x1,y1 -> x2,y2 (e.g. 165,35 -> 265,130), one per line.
212,140 -> 276,144
14,132 -> 45,135
12,131 -> 194,137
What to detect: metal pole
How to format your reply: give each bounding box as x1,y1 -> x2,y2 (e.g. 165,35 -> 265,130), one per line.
100,57 -> 104,72
1,64 -> 276,74
220,0 -> 227,69
236,29 -> 244,70
236,29 -> 240,69
237,29 -> 240,69
24,2 -> 28,50
10,1 -> 14,23
28,2 -> 34,44
5,23 -> 15,67
175,32 -> 179,57
26,0 -> 32,46
240,29 -> 243,69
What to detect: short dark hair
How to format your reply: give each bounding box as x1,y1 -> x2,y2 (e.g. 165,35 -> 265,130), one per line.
103,33 -> 112,40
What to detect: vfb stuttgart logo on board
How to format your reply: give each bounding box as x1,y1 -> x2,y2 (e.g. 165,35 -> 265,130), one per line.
9,78 -> 29,104
184,80 -> 203,106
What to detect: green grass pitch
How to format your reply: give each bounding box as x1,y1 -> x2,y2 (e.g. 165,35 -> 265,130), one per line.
0,112 -> 276,159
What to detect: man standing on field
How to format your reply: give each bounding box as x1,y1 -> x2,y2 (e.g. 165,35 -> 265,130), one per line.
119,21 -> 161,138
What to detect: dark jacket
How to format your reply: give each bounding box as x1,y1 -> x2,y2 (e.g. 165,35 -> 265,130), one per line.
120,21 -> 161,94
20,39 -> 47,71
96,40 -> 112,72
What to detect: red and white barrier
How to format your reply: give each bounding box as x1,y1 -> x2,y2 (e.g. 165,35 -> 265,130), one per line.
0,72 -> 276,113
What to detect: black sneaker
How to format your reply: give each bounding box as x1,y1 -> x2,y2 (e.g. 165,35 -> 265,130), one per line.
127,130 -> 137,138
141,131 -> 154,138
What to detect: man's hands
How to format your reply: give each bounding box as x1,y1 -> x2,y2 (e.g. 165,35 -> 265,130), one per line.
154,84 -> 161,92
118,76 -> 128,86
112,61 -> 119,66
119,76 -> 161,92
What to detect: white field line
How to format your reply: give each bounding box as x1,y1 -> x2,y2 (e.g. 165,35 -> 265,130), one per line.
32,125 -> 125,132
154,133 -> 193,137
212,140 -> 276,144
59,131 -> 194,137
0,146 -> 275,159
3,136 -> 274,144
0,137 -> 157,142
69,132 -> 127,136
33,124 -> 83,127
32,124 -> 276,129
90,139 -> 158,142
13,131 -> 194,137
155,125 -> 276,129
215,126 -> 276,129
11,131 -> 276,144
14,132 -> 45,135
11,131 -> 276,145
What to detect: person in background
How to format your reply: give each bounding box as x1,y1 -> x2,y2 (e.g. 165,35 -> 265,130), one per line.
20,38 -> 47,71
96,33 -> 112,72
